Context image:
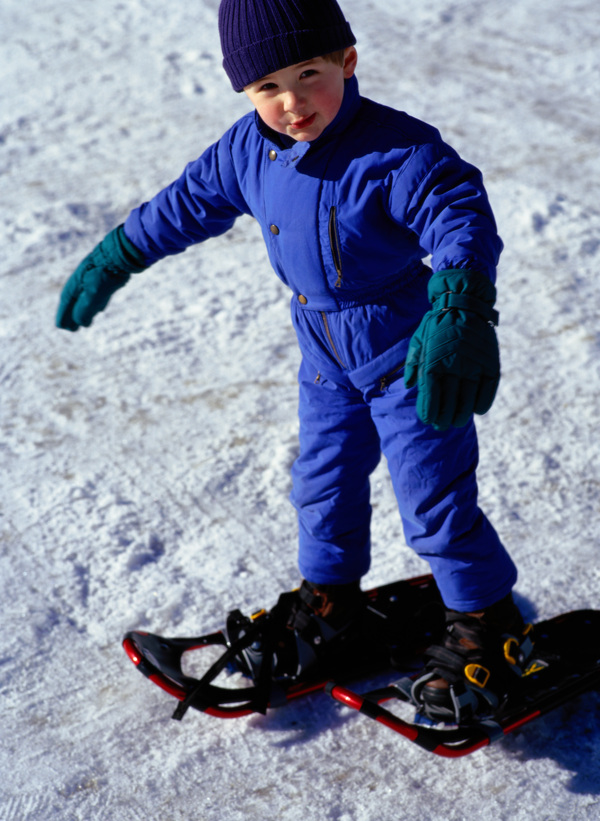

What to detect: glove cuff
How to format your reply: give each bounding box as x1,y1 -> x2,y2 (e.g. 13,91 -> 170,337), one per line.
429,268 -> 499,326
98,225 -> 148,275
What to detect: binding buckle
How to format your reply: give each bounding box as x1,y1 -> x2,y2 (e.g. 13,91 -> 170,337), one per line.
464,663 -> 491,689
504,623 -> 534,671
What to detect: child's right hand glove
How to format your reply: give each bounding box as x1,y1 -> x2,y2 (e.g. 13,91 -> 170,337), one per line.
404,268 -> 500,430
56,225 -> 147,331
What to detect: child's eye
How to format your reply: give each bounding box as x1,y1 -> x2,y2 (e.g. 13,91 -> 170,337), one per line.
300,69 -> 318,79
259,82 -> 277,92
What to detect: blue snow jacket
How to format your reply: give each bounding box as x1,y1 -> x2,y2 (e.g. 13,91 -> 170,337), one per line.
125,75 -> 502,387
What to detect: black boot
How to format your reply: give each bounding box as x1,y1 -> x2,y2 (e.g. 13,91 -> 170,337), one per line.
288,579 -> 364,632
226,579 -> 367,684
406,593 -> 535,724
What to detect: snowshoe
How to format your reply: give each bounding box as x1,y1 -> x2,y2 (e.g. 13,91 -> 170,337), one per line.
123,574 -> 445,720
327,607 -> 600,756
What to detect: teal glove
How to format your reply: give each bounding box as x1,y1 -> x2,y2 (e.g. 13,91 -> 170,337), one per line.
56,225 -> 147,331
404,268 -> 500,430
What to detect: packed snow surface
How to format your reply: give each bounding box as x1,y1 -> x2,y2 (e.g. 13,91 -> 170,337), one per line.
1,0 -> 600,819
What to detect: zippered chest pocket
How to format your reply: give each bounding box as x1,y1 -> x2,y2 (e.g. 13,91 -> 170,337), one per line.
328,206 -> 343,289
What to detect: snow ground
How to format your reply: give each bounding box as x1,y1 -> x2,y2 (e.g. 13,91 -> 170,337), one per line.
1,0 -> 600,819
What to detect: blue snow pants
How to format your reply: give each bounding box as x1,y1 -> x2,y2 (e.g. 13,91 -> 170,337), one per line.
289,293 -> 517,611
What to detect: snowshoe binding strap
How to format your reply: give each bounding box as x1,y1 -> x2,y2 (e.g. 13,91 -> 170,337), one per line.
123,612 -> 283,721
171,611 -> 278,720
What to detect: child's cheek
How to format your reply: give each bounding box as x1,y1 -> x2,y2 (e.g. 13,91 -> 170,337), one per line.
271,102 -> 287,133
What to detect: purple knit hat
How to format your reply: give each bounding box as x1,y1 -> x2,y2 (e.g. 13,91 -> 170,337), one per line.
219,0 -> 356,92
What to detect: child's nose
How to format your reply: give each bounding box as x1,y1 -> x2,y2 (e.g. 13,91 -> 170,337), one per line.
284,90 -> 305,111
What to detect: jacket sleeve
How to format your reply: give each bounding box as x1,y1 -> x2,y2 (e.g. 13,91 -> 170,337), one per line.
389,142 -> 503,282
124,126 -> 252,265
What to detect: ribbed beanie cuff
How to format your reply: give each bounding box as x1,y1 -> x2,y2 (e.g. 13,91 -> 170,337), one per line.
219,0 -> 356,91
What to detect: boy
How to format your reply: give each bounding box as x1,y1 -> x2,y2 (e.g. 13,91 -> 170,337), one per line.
56,0 -> 533,724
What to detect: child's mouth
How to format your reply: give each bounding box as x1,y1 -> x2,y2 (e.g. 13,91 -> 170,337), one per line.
290,113 -> 316,130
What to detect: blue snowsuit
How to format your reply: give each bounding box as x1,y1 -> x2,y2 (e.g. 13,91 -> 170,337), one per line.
124,75 -> 517,611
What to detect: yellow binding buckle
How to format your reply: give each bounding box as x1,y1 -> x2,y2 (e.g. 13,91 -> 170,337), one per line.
504,637 -> 520,666
464,663 -> 491,689
523,659 -> 548,677
504,623 -> 534,666
250,608 -> 267,621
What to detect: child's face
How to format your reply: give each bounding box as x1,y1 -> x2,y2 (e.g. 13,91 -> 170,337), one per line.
243,47 -> 357,142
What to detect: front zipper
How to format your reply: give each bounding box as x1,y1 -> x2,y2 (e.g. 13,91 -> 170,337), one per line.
379,361 -> 406,392
328,206 -> 343,288
320,312 -> 346,368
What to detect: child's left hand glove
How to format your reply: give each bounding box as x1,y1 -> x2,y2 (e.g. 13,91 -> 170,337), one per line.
405,268 -> 500,430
